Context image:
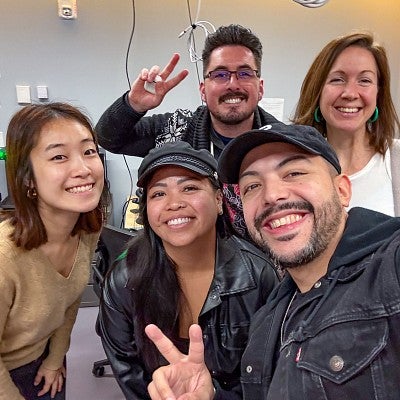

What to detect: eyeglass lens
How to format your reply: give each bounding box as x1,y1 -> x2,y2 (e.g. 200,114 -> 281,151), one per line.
208,69 -> 258,82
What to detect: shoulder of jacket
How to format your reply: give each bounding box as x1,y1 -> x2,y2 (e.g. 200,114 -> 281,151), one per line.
225,235 -> 268,259
172,108 -> 195,118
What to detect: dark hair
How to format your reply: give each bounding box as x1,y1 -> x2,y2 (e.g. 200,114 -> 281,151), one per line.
123,175 -> 229,372
5,102 -> 107,249
202,24 -> 263,73
292,31 -> 400,154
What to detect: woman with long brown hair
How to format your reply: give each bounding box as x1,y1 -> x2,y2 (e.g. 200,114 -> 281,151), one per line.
293,31 -> 400,216
0,103 -> 106,399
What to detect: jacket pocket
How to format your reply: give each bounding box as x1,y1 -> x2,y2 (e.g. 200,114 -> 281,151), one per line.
297,318 -> 388,384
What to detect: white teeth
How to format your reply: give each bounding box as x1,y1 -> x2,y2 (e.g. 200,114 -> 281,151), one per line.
224,98 -> 241,104
67,184 -> 93,194
269,214 -> 302,229
337,107 -> 358,113
167,217 -> 191,226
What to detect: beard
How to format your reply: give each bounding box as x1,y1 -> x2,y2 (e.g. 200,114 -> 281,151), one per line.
211,107 -> 255,125
211,92 -> 255,125
252,194 -> 343,271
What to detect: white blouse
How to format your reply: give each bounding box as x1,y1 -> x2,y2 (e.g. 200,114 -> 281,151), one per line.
347,149 -> 394,216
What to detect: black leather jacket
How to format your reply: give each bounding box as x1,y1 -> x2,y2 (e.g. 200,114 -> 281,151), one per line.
97,234 -> 279,399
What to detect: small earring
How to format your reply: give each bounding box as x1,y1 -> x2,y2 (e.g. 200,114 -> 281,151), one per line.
314,106 -> 324,123
27,187 -> 37,199
368,107 -> 379,123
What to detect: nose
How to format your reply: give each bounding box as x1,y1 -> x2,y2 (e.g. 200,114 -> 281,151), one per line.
168,201 -> 186,211
341,81 -> 359,100
261,180 -> 290,206
226,73 -> 242,88
71,156 -> 91,177
166,192 -> 186,211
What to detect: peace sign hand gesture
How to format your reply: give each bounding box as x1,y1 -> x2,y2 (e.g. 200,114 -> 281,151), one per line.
128,53 -> 189,113
145,324 -> 214,400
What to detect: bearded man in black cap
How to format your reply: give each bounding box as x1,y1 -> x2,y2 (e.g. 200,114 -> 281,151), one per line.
144,123 -> 400,400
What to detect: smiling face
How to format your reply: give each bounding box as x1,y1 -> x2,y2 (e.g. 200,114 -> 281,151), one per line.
200,45 -> 264,136
238,142 -> 350,271
146,166 -> 222,252
320,46 -> 379,137
29,118 -> 104,223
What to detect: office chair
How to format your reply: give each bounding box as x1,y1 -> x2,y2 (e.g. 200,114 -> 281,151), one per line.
92,224 -> 137,377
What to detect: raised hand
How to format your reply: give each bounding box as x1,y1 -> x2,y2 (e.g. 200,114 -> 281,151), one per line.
145,324 -> 214,400
128,53 -> 189,113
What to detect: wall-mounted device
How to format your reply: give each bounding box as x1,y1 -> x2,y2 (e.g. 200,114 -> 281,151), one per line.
58,0 -> 77,20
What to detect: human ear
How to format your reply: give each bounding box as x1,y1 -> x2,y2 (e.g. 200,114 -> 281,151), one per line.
199,82 -> 206,102
334,174 -> 352,207
258,79 -> 264,101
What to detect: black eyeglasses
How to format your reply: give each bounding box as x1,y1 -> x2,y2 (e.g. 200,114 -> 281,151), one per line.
204,68 -> 260,83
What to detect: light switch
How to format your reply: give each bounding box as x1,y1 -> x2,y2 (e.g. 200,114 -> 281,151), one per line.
16,85 -> 31,104
37,85 -> 49,99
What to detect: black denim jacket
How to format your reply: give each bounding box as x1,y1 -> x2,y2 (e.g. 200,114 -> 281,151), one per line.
237,208 -> 400,400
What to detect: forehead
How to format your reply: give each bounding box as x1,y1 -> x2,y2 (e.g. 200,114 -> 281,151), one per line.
207,45 -> 256,70
35,118 -> 92,148
330,46 -> 378,73
239,142 -> 317,177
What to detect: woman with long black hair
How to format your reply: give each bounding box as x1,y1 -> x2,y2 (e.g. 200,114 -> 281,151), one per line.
97,141 -> 278,399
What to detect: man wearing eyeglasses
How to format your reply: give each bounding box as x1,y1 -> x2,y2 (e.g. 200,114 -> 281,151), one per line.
96,24 -> 279,240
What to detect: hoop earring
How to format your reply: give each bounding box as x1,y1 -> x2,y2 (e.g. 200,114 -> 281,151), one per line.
27,187 -> 37,199
314,106 -> 324,123
368,107 -> 379,123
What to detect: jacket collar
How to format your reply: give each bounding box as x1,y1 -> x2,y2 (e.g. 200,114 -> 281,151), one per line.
201,235 -> 264,314
328,207 -> 400,272
185,105 -> 278,156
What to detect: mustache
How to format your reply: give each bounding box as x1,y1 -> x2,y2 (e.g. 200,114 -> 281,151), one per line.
219,91 -> 248,103
254,201 -> 314,231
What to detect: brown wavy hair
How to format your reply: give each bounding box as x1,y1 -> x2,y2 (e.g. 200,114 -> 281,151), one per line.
292,31 -> 400,154
5,102 -> 107,249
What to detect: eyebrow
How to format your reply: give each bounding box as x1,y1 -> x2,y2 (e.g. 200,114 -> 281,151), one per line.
328,69 -> 376,75
239,154 -> 312,179
44,137 -> 94,152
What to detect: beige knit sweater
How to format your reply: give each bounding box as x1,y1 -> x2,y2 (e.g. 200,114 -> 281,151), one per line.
0,220 -> 99,399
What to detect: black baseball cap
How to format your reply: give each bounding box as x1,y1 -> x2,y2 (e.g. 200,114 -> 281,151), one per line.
218,123 -> 341,183
137,141 -> 218,187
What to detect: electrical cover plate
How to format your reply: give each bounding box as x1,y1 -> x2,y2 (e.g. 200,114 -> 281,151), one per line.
58,0 -> 77,19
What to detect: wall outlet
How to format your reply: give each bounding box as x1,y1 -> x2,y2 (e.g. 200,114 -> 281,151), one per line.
58,0 -> 77,19
16,85 -> 31,104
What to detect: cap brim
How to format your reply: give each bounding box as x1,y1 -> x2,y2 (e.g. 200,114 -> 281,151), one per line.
137,161 -> 211,188
218,130 -> 321,183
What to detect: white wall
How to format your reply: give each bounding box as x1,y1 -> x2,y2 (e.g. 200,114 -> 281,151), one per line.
1,0 -> 399,226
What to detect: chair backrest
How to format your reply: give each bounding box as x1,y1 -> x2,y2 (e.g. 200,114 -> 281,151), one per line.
93,224 -> 137,298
